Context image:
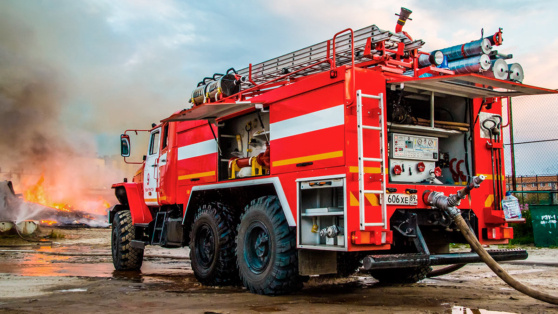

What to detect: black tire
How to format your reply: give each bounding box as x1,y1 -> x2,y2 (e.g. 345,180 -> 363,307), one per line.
236,196 -> 302,295
189,203 -> 237,286
112,210 -> 143,271
369,266 -> 431,284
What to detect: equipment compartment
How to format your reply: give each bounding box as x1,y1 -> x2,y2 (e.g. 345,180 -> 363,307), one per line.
218,110 -> 270,181
386,86 -> 473,185
298,178 -> 346,250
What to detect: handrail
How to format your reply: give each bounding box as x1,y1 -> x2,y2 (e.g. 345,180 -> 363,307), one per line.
220,59 -> 333,103
332,28 -> 355,105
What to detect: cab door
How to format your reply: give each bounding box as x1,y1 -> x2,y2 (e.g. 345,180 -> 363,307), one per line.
144,127 -> 161,206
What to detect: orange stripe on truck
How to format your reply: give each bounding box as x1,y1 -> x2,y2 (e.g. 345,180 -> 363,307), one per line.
178,171 -> 216,180
272,151 -> 343,167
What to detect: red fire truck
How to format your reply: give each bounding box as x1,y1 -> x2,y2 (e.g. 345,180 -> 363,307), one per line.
110,8 -> 556,295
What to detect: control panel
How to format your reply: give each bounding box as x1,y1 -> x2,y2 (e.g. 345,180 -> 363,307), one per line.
389,133 -> 439,161
389,133 -> 441,183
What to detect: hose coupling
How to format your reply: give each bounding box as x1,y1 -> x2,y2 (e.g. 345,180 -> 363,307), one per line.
426,175 -> 485,219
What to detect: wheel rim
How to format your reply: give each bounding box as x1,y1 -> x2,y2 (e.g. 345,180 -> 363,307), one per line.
195,224 -> 215,268
244,222 -> 271,274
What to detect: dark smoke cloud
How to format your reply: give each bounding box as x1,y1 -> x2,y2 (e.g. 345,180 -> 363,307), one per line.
0,9 -> 71,172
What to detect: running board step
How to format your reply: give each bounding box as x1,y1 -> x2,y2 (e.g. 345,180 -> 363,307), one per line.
130,240 -> 146,250
362,249 -> 528,270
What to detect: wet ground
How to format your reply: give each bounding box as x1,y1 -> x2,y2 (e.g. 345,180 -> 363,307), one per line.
1,228 -> 558,313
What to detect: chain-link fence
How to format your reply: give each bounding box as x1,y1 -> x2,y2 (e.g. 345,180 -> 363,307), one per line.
503,94 -> 558,195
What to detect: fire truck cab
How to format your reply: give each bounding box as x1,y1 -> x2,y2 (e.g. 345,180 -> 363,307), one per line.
110,8 -> 556,295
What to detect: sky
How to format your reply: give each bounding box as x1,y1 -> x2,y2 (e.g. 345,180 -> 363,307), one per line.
1,0 -> 557,176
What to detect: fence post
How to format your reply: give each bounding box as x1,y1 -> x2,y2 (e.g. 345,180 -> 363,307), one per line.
509,97 -> 518,191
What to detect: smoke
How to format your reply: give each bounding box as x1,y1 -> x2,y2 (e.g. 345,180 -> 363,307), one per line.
0,3 -> 124,215
0,13 -> 68,169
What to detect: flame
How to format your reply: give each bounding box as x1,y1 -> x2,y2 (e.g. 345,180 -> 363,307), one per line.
40,220 -> 58,226
23,174 -> 72,212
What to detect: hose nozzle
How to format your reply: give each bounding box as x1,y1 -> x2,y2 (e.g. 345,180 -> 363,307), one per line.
395,7 -> 413,33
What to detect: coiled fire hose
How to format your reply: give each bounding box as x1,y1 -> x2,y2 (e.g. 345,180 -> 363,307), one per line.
427,176 -> 558,305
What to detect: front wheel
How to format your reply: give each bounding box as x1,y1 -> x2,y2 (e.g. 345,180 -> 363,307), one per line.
112,210 -> 143,271
236,196 -> 302,295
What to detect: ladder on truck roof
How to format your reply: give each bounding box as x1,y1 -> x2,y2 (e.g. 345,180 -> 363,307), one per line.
356,90 -> 387,230
237,25 -> 425,86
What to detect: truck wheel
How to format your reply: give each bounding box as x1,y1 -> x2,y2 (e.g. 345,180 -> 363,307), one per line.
112,210 -> 143,271
189,203 -> 237,286
369,266 -> 431,284
236,196 -> 302,295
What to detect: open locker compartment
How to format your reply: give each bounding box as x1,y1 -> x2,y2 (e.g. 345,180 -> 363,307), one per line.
297,176 -> 347,250
386,85 -> 473,186
385,74 -> 558,186
217,110 -> 270,181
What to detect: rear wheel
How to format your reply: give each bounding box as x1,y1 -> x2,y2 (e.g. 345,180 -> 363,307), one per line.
112,210 -> 143,271
369,266 -> 431,284
236,196 -> 302,295
189,203 -> 237,286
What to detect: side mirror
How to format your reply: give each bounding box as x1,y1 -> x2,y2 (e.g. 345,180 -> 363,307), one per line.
120,134 -> 131,157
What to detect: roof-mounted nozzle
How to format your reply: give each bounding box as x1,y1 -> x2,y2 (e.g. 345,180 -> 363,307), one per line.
395,7 -> 413,33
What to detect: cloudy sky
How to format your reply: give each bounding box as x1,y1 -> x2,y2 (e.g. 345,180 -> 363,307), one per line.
1,0 -> 557,175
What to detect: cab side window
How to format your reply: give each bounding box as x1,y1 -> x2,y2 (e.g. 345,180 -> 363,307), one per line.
162,124 -> 169,150
149,131 -> 160,155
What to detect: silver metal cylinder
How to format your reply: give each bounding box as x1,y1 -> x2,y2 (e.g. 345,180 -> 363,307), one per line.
484,59 -> 509,80
190,73 -> 241,105
191,85 -> 207,105
508,63 -> 524,83
447,54 -> 491,74
439,38 -> 492,61
418,51 -> 445,67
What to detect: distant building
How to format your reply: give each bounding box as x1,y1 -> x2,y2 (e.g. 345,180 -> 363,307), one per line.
506,175 -> 558,191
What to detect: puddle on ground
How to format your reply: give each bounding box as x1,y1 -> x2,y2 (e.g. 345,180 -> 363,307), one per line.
54,288 -> 88,293
0,251 -> 193,283
450,305 -> 515,314
0,248 -> 240,295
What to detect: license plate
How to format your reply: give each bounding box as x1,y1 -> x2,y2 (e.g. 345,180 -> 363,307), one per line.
386,193 -> 418,205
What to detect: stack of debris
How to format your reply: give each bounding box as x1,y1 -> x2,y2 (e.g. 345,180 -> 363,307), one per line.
0,180 -> 109,230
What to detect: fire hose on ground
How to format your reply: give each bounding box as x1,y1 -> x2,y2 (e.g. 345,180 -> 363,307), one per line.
426,263 -> 466,278
427,176 -> 558,305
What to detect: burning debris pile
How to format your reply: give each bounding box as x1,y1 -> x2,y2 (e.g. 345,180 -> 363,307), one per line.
0,180 -> 110,228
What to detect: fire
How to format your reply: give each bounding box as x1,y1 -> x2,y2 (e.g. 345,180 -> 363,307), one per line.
23,175 -> 72,212
40,220 -> 58,226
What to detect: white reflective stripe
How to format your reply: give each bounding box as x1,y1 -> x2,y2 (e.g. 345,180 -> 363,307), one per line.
270,105 -> 344,141
177,139 -> 217,160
